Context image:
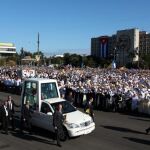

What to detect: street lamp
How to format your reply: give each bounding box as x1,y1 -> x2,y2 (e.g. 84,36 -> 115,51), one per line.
81,54 -> 86,68
113,47 -> 117,62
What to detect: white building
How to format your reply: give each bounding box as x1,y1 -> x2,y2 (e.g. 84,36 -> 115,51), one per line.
0,42 -> 16,58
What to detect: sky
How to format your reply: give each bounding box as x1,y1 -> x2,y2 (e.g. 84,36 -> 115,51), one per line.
0,0 -> 150,56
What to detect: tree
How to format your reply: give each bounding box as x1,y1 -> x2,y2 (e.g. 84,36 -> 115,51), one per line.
0,58 -> 6,66
20,48 -> 32,58
70,54 -> 81,67
128,51 -> 136,60
141,54 -> 150,69
51,56 -> 63,65
85,56 -> 96,67
33,51 -> 44,59
63,53 -> 71,65
6,60 -> 16,66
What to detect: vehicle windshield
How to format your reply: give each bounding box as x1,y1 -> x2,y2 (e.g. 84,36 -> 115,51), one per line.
41,82 -> 59,100
51,101 -> 76,114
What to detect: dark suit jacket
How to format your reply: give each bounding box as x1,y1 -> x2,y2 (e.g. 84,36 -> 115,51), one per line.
7,100 -> 16,116
1,105 -> 9,120
53,110 -> 64,128
53,110 -> 65,135
21,105 -> 32,121
1,105 -> 9,131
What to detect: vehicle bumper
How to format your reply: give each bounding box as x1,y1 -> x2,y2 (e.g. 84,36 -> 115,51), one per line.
67,122 -> 95,137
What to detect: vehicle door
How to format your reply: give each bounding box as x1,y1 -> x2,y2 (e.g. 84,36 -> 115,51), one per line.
32,102 -> 53,131
21,80 -> 38,110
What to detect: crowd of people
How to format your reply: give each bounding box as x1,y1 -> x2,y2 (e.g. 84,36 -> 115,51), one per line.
0,66 -> 150,144
0,66 -> 150,114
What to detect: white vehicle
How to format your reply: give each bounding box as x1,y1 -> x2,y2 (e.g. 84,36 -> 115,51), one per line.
21,78 -> 95,138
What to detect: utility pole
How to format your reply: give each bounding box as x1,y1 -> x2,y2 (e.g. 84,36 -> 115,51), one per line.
37,32 -> 40,55
37,32 -> 40,67
113,47 -> 116,62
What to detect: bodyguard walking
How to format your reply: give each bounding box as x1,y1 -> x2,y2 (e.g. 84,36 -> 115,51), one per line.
20,100 -> 33,134
53,103 -> 66,147
84,96 -> 95,122
1,101 -> 9,134
7,95 -> 19,130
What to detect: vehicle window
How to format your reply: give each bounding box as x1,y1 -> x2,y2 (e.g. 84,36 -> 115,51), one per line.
23,81 -> 38,110
41,82 -> 58,100
41,102 -> 52,114
51,101 -> 76,114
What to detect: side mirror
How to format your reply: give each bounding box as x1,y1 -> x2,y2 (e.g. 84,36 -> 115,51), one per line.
47,112 -> 53,115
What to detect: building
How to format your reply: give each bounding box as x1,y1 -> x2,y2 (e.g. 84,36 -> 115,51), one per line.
0,42 -> 16,58
91,28 -> 141,67
139,31 -> 150,55
116,28 -> 139,66
91,36 -> 109,58
108,34 -> 117,59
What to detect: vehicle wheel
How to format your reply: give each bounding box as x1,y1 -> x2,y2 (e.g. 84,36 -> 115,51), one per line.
60,127 -> 68,141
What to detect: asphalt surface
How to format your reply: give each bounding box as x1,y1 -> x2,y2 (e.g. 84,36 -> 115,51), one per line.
0,92 -> 150,150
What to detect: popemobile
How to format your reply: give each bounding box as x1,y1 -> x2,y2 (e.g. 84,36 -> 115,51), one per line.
20,78 -> 95,139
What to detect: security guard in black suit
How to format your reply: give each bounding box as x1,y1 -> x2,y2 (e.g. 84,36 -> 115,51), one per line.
7,95 -> 19,130
53,103 -> 66,147
20,100 -> 33,134
1,101 -> 9,134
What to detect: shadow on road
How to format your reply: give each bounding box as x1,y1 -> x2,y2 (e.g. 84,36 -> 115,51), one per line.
123,137 -> 150,146
128,117 -> 150,122
0,144 -> 10,149
12,118 -> 55,139
10,129 -> 56,146
101,125 -> 144,134
119,112 -> 150,118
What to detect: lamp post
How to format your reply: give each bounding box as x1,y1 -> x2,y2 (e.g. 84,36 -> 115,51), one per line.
113,47 -> 117,62
112,47 -> 117,69
81,54 -> 85,68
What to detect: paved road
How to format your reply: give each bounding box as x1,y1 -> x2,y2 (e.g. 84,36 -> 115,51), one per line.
0,92 -> 150,150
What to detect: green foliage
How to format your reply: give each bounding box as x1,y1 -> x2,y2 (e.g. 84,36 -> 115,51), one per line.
84,56 -> 96,67
63,53 -> 112,68
128,52 -> 136,58
141,54 -> 150,68
20,48 -> 33,58
51,57 -> 63,65
0,58 -> 6,66
70,54 -> 82,67
63,53 -> 71,65
63,53 -> 82,67
32,51 -> 44,59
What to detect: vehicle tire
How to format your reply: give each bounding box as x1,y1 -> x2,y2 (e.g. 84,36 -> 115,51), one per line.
60,127 -> 68,141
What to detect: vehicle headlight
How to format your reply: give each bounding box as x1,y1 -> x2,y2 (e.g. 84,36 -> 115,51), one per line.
66,123 -> 80,128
